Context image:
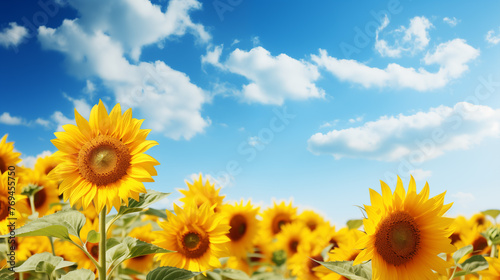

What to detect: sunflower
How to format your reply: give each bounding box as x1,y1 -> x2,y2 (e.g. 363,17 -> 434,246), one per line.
0,171 -> 29,235
316,229 -> 365,280
16,236 -> 54,261
123,223 -> 159,273
275,222 -> 311,259
455,223 -> 491,259
56,218 -> 100,273
153,203 -> 230,272
353,176 -> 456,279
49,100 -> 159,213
34,155 -> 62,176
260,200 -> 297,241
298,210 -> 327,232
179,174 -> 225,212
17,169 -> 60,217
289,226 -> 330,280
226,256 -> 251,275
220,200 -> 260,258
479,257 -> 500,279
469,213 -> 491,232
0,134 -> 22,173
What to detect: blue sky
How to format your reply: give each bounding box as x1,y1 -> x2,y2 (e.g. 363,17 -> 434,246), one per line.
1,0 -> 500,224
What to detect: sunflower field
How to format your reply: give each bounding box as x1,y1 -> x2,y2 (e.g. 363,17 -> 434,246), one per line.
1,101 -> 499,280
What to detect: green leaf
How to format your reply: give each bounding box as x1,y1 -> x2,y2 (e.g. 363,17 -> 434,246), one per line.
346,219 -> 364,230
86,230 -> 100,243
318,260 -> 372,280
271,250 -> 286,266
0,210 -> 86,241
106,190 -> 170,230
16,252 -> 75,276
21,184 -> 43,197
0,268 -> 14,279
455,255 -> 489,277
219,269 -> 250,279
206,271 -> 222,280
453,245 -> 473,264
106,237 -> 171,271
60,269 -> 95,280
482,227 -> 500,245
482,209 -> 500,220
249,272 -> 284,280
146,266 -> 200,280
143,208 -> 168,220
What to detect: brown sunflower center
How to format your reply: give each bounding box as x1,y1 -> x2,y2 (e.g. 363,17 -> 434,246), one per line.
476,217 -> 485,226
86,242 -> 99,260
308,254 -> 323,273
272,213 -> 291,235
44,164 -> 57,175
306,221 -> 317,231
450,233 -> 460,245
329,238 -> 339,251
181,232 -> 209,258
288,239 -> 299,254
472,236 -> 488,254
374,211 -> 421,266
250,246 -> 263,263
78,135 -> 131,186
0,195 -> 9,221
0,157 -> 6,173
27,187 -> 47,210
228,214 -> 247,241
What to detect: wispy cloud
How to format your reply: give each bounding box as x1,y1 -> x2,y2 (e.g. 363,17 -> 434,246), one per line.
443,17 -> 460,27
308,102 -> 500,162
486,28 -> 500,45
312,39 -> 479,91
20,150 -> 53,168
0,112 -> 25,125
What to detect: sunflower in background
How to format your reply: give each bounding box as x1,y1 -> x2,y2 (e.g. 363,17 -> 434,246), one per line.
353,176 -> 456,279
17,169 -> 60,217
34,155 -> 62,176
16,236 -> 54,261
220,200 -> 260,258
469,213 -> 491,231
179,174 -> 225,212
297,210 -> 327,232
455,224 -> 491,259
275,222 -> 311,259
260,200 -> 297,241
289,226 -> 331,280
313,223 -> 349,253
123,223 -> 160,274
49,101 -> 159,213
0,134 -> 22,173
153,203 -> 230,272
0,171 -> 29,235
479,257 -> 500,279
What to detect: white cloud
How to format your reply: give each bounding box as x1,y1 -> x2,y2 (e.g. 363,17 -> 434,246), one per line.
312,39 -> 479,91
375,15 -> 433,58
486,28 -> 500,45
38,0 -> 211,140
443,17 -> 459,27
308,102 -> 500,162
206,46 -> 324,105
20,150 -> 53,168
409,169 -> 432,181
319,120 -> 339,129
349,116 -> 364,123
35,118 -> 51,127
0,22 -> 28,49
251,36 -> 260,46
231,39 -> 240,46
84,80 -> 96,98
51,111 -> 76,132
0,112 -> 24,125
63,93 -> 92,118
248,136 -> 261,147
201,44 -> 223,68
61,0 -> 210,61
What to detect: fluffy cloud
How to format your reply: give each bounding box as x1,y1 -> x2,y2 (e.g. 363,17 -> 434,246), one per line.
51,111 -> 76,132
486,28 -> 500,45
0,112 -> 24,125
20,150 -> 53,168
375,15 -> 433,58
204,46 -> 325,105
443,17 -> 459,27
0,22 -> 28,49
38,0 -> 211,140
312,39 -> 479,91
308,102 -> 500,162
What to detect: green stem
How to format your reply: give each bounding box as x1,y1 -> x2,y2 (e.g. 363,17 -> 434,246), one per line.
491,244 -> 497,258
98,206 -> 107,280
19,272 -> 24,280
29,194 -> 38,218
448,265 -> 458,280
48,237 -> 55,256
69,240 -> 99,269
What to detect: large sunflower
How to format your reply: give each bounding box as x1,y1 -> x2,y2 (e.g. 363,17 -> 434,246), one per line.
260,200 -> 297,241
153,203 -> 230,272
179,174 -> 225,212
18,169 -> 60,217
275,222 -> 311,259
220,200 -> 260,258
49,101 -> 159,213
0,171 -> 29,235
353,176 -> 456,280
0,134 -> 22,173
